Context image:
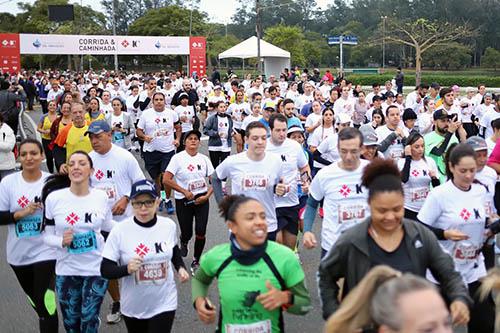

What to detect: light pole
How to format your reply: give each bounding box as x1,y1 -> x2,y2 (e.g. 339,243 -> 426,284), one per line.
381,15 -> 387,69
80,0 -> 84,71
112,0 -> 118,71
256,0 -> 263,75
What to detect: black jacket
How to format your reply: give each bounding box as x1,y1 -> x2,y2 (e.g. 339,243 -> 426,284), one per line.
318,218 -> 472,320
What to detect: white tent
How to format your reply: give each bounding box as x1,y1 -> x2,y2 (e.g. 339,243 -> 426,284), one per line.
218,36 -> 291,79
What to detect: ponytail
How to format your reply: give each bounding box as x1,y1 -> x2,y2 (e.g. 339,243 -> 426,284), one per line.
42,174 -> 70,204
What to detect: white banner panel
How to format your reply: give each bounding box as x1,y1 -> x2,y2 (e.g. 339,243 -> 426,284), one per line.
19,34 -> 190,55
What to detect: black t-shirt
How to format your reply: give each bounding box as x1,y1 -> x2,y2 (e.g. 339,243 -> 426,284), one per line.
368,233 -> 416,274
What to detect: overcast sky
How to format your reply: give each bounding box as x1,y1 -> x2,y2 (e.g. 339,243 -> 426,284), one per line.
1,0 -> 330,24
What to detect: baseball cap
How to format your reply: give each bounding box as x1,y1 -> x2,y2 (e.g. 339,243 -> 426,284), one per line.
179,92 -> 189,100
287,125 -> 304,136
84,121 -> 111,136
466,136 -> 488,151
214,85 -> 221,90
130,179 -> 158,199
385,91 -> 395,98
372,95 -> 382,103
91,79 -> 98,85
360,127 -> 379,146
183,130 -> 202,142
465,87 -> 475,93
433,109 -> 453,121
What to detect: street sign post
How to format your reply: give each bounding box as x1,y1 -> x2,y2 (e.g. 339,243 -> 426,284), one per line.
327,35 -> 358,75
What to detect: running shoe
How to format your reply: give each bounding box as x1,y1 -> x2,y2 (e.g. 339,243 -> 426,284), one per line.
180,242 -> 188,257
106,301 -> 121,324
158,200 -> 164,212
166,200 -> 175,215
190,259 -> 200,276
319,207 -> 324,219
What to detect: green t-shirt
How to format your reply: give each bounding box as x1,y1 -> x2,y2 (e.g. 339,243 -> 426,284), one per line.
424,131 -> 458,183
200,241 -> 305,333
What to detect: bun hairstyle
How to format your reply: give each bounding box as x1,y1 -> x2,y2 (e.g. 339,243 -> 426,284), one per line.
218,195 -> 258,222
361,159 -> 403,201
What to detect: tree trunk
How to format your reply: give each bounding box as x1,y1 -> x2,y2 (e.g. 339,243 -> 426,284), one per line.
415,46 -> 422,86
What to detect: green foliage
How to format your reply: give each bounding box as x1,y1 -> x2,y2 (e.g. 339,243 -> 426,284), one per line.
481,48 -> 500,70
207,34 -> 240,66
423,43 -> 472,70
264,25 -> 306,67
345,74 -> 500,87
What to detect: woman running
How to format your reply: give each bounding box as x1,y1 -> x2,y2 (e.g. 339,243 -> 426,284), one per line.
37,100 -> 58,173
397,132 -> 440,220
42,150 -> 113,332
50,101 -> 72,173
101,179 -> 189,333
309,108 -> 335,176
192,195 -> 311,332
0,139 -> 58,332
85,97 -> 105,123
418,143 -> 496,333
0,112 -> 16,181
163,130 -> 214,274
106,97 -> 134,150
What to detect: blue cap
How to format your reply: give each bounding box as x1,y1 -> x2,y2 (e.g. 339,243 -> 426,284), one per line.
130,179 -> 158,199
84,120 -> 111,136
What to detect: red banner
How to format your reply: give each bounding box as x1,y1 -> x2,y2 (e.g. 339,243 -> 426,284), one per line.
189,36 -> 206,77
0,33 -> 21,75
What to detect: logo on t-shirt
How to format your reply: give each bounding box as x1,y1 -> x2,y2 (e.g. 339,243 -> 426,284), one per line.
243,291 -> 260,308
17,195 -> 29,208
65,212 -> 79,226
459,208 -> 471,221
135,243 -> 150,257
95,169 -> 104,180
339,184 -> 351,198
155,118 -> 161,124
95,169 -> 114,180
280,154 -> 287,162
411,169 -> 420,177
187,164 -> 195,172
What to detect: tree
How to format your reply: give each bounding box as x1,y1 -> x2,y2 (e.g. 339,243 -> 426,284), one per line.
264,25 -> 306,67
481,48 -> 500,71
423,42 -> 471,70
381,18 -> 475,85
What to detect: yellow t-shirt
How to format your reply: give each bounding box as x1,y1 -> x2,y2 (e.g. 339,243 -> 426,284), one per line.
85,112 -> 106,123
65,125 -> 92,161
39,115 -> 54,140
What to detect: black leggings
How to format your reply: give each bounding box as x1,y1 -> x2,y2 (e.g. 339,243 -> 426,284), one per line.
41,139 -> 55,173
175,198 -> 209,260
52,145 -> 66,173
123,310 -> 175,333
209,150 -> 230,169
10,260 -> 58,333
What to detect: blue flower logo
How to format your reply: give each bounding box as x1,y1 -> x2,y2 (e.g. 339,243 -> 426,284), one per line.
33,39 -> 41,48
155,41 -> 161,49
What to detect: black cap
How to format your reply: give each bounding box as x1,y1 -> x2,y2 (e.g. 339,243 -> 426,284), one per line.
402,108 -> 417,121
433,109 -> 453,121
372,95 -> 382,103
183,130 -> 202,142
130,179 -> 158,199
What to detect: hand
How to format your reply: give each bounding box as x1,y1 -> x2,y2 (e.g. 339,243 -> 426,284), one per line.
256,280 -> 289,310
177,267 -> 190,282
429,169 -> 437,178
303,231 -> 317,249
183,190 -> 195,201
173,139 -> 180,147
19,202 -> 43,219
444,229 -> 469,241
195,297 -> 217,324
416,95 -> 422,103
274,178 -> 289,197
194,195 -> 208,205
59,163 -> 69,174
394,127 -> 404,138
450,300 -> 469,326
301,181 -> 309,194
62,228 -> 74,247
180,116 -> 188,123
127,256 -> 143,274
404,145 -> 412,156
111,197 -> 128,216
448,121 -> 460,133
144,135 -> 153,143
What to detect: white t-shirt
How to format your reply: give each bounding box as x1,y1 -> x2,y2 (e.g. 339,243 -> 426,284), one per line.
418,181 -> 488,284
486,137 -> 496,157
101,102 -> 113,116
309,160 -> 370,251
227,102 -> 251,129
208,115 -> 231,152
266,138 -> 308,207
44,188 -> 114,276
197,85 -> 212,102
285,90 -> 300,105
241,115 -> 263,131
475,166 -> 497,217
333,97 -> 355,119
174,105 -> 195,133
308,126 -> 335,148
163,87 -> 177,109
216,152 -> 284,232
316,132 -> 340,168
126,94 -> 141,121
102,216 -> 178,318
89,145 -> 144,221
459,97 -> 476,123
166,151 -> 214,200
480,110 -> 500,139
418,112 -> 433,135
296,94 -> 314,112
0,172 -> 56,265
376,125 -> 408,159
305,113 -> 322,132
397,158 -> 438,212
137,108 -> 179,153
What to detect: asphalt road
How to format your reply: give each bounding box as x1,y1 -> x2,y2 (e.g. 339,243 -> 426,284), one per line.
0,107 -> 325,332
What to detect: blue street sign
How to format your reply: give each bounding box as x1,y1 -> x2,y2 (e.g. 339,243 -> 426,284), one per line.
327,35 -> 358,45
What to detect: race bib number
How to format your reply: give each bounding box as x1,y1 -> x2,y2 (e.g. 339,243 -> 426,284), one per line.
113,132 -> 124,143
452,241 -> 481,264
135,261 -> 168,286
410,187 -> 429,202
485,202 -> 493,217
242,174 -> 269,191
68,231 -> 97,254
389,148 -> 403,159
96,184 -> 118,201
15,214 -> 42,238
187,178 -> 207,194
154,128 -> 169,137
338,203 -> 366,225
225,320 -> 272,333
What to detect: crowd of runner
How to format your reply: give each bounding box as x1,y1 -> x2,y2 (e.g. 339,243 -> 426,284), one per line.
0,66 -> 500,332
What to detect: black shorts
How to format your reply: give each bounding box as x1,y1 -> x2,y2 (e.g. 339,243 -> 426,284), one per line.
276,204 -> 300,235
143,150 -> 175,179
